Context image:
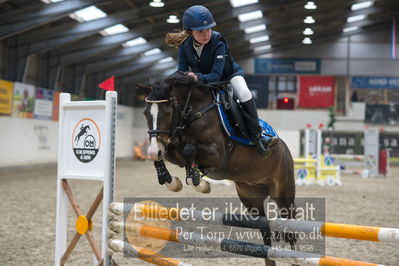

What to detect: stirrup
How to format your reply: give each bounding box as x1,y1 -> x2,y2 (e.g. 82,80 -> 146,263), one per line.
263,136 -> 279,149
257,139 -> 268,154
256,136 -> 279,154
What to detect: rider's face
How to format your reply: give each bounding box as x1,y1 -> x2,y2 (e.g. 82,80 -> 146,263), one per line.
192,28 -> 212,45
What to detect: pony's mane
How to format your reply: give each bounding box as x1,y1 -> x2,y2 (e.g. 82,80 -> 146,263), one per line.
164,71 -> 203,87
149,71 -> 208,100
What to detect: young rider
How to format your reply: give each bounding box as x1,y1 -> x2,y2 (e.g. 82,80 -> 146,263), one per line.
165,5 -> 278,153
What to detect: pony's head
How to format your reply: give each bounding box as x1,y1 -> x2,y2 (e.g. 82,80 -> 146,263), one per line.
138,78 -> 172,161
138,72 -> 205,160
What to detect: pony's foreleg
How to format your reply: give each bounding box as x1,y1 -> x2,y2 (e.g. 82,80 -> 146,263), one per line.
183,144 -> 211,193
153,160 -> 182,192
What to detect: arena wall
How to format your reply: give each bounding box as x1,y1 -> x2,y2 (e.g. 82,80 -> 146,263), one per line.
1,103 -> 398,167
0,104 -> 143,167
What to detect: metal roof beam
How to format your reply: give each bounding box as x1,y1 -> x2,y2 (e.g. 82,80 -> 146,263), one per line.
16,0 -> 225,55
82,41 -> 165,73
105,52 -> 172,78
53,32 -> 143,65
239,22 -> 395,58
49,32 -> 140,56
0,0 -> 106,40
248,8 -> 399,50
118,63 -> 177,86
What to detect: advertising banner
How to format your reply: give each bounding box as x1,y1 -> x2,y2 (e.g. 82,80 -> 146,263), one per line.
244,75 -> 269,108
13,82 -> 35,118
0,79 -> 14,116
34,87 -> 54,120
255,58 -> 320,74
298,76 -> 335,108
352,76 -> 399,89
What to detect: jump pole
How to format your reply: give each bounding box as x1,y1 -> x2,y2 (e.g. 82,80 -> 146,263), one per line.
108,239 -> 192,266
55,91 -> 117,266
109,222 -> 385,266
110,203 -> 399,244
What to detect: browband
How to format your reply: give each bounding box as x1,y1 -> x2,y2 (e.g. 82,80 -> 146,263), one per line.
145,97 -> 170,103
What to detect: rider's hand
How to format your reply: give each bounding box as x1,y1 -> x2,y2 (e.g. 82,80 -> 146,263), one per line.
186,72 -> 198,81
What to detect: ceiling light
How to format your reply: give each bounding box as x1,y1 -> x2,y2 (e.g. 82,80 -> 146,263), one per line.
230,0 -> 258,8
347,14 -> 366,23
351,1 -> 373,10
244,24 -> 266,33
343,26 -> 360,32
304,16 -> 315,24
238,10 -> 263,22
40,0 -> 63,3
100,24 -> 129,36
304,1 -> 317,10
71,6 -> 107,22
303,28 -> 314,35
144,48 -> 161,56
167,15 -> 180,24
249,35 -> 269,43
303,37 -> 312,44
254,45 -> 271,51
150,0 -> 164,7
158,57 -> 174,63
123,37 -> 147,47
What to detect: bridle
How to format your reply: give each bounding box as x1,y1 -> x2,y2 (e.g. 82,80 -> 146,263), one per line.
145,85 -> 217,143
145,97 -> 181,142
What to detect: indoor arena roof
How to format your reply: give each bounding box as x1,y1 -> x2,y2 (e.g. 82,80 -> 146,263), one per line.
1,0 -> 398,101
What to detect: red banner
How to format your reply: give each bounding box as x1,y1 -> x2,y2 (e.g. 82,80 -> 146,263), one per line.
298,76 -> 335,108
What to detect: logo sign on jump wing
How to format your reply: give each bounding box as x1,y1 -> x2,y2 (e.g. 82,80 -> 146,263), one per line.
72,118 -> 101,163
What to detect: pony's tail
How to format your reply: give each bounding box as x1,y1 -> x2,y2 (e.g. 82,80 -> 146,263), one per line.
165,30 -> 191,48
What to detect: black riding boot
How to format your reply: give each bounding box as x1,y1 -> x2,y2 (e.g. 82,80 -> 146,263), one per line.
241,98 -> 278,154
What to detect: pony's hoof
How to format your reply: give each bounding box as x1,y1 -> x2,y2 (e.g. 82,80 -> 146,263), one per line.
165,176 -> 183,192
188,178 -> 211,193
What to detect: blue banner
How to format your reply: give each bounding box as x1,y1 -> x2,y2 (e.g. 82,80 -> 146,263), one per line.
244,75 -> 269,108
352,76 -> 399,89
255,58 -> 320,74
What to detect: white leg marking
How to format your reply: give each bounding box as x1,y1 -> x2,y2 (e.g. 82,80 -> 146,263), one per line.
148,104 -> 160,160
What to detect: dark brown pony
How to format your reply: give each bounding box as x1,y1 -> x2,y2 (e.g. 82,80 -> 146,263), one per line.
141,72 -> 296,266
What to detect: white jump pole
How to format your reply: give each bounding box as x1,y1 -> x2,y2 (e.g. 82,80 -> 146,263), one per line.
364,129 -> 379,178
304,129 -> 310,159
316,129 -> 322,184
55,91 -> 117,266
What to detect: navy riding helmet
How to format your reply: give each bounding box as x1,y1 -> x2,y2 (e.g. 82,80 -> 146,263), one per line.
182,5 -> 216,31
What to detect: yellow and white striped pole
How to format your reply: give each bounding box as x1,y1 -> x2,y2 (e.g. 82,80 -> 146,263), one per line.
110,222 -> 385,266
110,202 -> 399,243
108,239 -> 192,266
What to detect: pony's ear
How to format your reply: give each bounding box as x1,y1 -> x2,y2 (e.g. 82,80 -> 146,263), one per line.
136,83 -> 152,96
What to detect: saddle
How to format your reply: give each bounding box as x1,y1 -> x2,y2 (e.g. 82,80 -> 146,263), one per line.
210,83 -> 278,146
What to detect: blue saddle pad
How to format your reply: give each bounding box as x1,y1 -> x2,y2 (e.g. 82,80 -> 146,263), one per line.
216,94 -> 278,146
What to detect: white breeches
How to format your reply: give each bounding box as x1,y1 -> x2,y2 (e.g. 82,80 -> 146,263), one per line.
230,75 -> 253,103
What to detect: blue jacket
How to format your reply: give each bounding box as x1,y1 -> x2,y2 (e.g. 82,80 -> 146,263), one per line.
178,31 -> 243,83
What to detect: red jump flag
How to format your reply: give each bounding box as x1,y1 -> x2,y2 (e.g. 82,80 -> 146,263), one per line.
99,76 -> 115,91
